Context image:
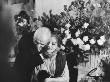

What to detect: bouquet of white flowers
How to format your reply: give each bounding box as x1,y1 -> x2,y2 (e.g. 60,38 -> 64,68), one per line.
39,0 -> 110,62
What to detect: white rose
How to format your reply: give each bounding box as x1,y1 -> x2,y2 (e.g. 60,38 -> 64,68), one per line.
65,23 -> 71,28
90,39 -> 96,44
100,35 -> 106,42
61,45 -> 65,50
61,27 -> 65,33
79,44 -> 84,50
65,30 -> 69,35
82,22 -> 89,28
97,3 -> 101,7
77,38 -> 84,45
84,44 -> 90,51
65,30 -> 71,39
18,22 -> 24,26
97,39 -> 104,46
62,38 -> 67,45
75,29 -> 80,37
83,36 -> 89,42
67,33 -> 71,39
71,39 -> 77,45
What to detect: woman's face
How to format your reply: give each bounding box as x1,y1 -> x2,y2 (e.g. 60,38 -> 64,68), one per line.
47,36 -> 58,54
16,18 -> 28,35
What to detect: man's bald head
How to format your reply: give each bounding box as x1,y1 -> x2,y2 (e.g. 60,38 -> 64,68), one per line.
33,27 -> 51,51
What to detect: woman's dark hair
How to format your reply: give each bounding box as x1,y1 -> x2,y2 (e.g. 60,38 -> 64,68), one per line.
14,10 -> 30,24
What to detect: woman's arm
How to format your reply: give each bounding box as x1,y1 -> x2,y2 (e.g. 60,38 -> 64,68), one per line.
44,62 -> 69,82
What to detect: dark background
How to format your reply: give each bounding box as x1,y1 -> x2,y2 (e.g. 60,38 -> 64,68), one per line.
0,1 -> 18,82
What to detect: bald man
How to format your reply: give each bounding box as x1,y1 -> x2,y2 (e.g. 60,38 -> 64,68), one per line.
14,27 -> 51,82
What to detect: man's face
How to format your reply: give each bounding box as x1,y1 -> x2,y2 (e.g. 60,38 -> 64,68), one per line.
35,40 -> 46,52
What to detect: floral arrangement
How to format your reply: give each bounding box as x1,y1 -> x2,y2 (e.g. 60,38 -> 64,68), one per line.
15,0 -> 110,62
62,0 -> 110,62
34,0 -> 110,62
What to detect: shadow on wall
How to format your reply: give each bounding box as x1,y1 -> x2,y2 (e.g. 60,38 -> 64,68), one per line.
34,0 -> 74,17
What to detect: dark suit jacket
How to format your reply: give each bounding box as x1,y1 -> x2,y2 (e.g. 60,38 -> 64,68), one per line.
14,31 -> 43,82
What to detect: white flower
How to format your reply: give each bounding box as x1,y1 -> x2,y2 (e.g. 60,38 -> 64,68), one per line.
97,39 -> 104,46
71,39 -> 77,45
65,30 -> 69,34
96,3 -> 101,7
83,36 -> 89,42
84,44 -> 90,51
100,35 -> 106,42
18,19 -> 27,26
67,33 -> 71,39
75,29 -> 80,37
18,22 -> 24,26
93,3 -> 101,8
65,23 -> 71,28
61,27 -> 65,33
79,44 -> 84,50
65,30 -> 71,39
76,38 -> 84,45
61,45 -> 65,50
82,22 -> 89,28
62,38 -> 67,45
90,39 -> 96,44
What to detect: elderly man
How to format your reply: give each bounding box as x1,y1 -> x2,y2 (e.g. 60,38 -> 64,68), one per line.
14,27 -> 51,82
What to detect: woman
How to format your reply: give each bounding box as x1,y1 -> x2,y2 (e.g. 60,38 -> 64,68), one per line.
31,34 -> 69,82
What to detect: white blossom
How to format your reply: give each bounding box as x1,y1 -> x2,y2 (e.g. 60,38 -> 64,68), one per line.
61,45 -> 65,50
82,22 -> 89,28
90,39 -> 96,44
93,3 -> 101,8
71,38 -> 77,45
65,30 -> 69,35
76,38 -> 84,45
61,27 -> 65,33
79,44 -> 84,50
83,36 -> 89,42
100,35 -> 106,43
67,33 -> 71,39
75,29 -> 80,37
65,23 -> 71,28
97,39 -> 104,46
18,22 -> 24,26
84,44 -> 90,51
18,19 -> 27,27
62,38 -> 67,45
65,30 -> 71,39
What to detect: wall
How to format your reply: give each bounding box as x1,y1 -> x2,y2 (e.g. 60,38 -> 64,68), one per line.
35,0 -> 74,17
